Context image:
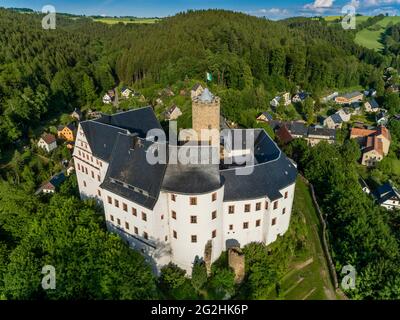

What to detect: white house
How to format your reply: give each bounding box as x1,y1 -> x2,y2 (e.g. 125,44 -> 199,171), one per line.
191,83 -> 204,98
375,182 -> 400,210
73,92 -> 297,275
38,133 -> 57,153
364,99 -> 379,113
164,105 -> 182,120
103,90 -> 115,104
121,87 -> 133,98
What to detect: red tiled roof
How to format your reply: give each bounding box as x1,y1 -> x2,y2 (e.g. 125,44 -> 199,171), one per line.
350,128 -> 375,138
41,133 -> 56,145
275,125 -> 293,144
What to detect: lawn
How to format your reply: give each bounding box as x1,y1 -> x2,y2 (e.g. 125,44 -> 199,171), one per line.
355,16 -> 400,51
267,177 -> 343,300
93,17 -> 160,25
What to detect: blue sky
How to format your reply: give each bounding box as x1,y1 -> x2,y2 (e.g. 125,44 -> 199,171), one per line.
1,0 -> 399,18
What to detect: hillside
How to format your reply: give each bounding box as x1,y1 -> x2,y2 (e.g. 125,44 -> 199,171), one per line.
0,8 -> 384,152
355,16 -> 400,51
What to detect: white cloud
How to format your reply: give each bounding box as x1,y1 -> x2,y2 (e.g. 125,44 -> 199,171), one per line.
363,0 -> 400,6
304,0 -> 335,10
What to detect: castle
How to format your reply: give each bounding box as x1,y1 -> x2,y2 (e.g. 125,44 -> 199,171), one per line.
73,88 -> 297,273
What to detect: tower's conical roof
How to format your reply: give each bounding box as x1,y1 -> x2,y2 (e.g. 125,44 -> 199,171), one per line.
199,88 -> 214,103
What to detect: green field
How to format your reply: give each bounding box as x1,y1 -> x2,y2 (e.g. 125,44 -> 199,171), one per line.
267,178 -> 344,300
355,16 -> 400,51
93,17 -> 160,25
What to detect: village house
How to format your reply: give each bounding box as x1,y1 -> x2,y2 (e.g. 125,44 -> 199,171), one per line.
164,105 -> 183,120
376,110 -> 389,126
350,126 -> 391,167
364,99 -> 380,113
291,92 -> 308,103
38,133 -> 57,153
335,91 -> 364,105
364,88 -> 377,98
58,124 -> 76,142
374,182 -> 400,210
321,92 -> 339,104
323,109 -> 351,129
306,127 -> 336,146
87,109 -> 103,119
121,87 -> 133,98
270,92 -> 291,108
191,83 -> 204,98
103,90 -> 115,104
359,178 -> 371,195
71,108 -> 83,121
273,121 -> 336,146
256,112 -> 273,123
37,173 -> 66,194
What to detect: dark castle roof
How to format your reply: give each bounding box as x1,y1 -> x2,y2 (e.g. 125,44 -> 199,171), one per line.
81,107 -> 297,209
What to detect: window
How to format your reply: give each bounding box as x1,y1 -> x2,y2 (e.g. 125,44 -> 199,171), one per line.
142,212 -> 147,221
212,230 -> 217,238
282,208 -> 286,215
91,156 -> 93,162
91,171 -> 94,179
272,218 -> 277,226
77,163 -> 81,170
161,215 -> 164,220
132,208 -> 137,216
212,193 -> 217,202
97,190 -> 101,197
243,222 -> 249,229
190,197 -> 197,205
117,218 -> 121,226
256,202 -> 261,211
256,219 -> 261,227
83,180 -> 87,187
171,194 -> 176,202
165,236 -> 168,242
134,227 -> 138,235
99,162 -> 103,168
125,222 -> 129,230
284,191 -> 288,199
110,215 -> 114,222
191,235 -> 197,243
173,230 -> 177,239
107,196 -> 112,204
190,216 -> 197,224
265,201 -> 269,210
228,205 -> 235,214
114,199 -> 119,208
172,211 -> 177,220
212,211 -> 217,220
97,175 -> 101,182
143,232 -> 148,240
78,150 -> 81,156
244,204 -> 251,212
123,203 -> 128,212
273,201 -> 278,210
85,168 -> 88,174
229,224 -> 233,231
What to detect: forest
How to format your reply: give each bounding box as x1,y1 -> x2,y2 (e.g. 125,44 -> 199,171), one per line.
0,8 -> 387,152
0,8 -> 400,300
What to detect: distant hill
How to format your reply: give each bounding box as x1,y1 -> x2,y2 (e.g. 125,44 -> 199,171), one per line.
355,16 -> 400,51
